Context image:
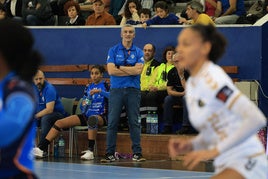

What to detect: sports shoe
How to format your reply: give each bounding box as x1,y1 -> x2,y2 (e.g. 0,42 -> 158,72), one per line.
80,150 -> 94,160
100,153 -> 116,163
33,147 -> 47,158
132,153 -> 146,162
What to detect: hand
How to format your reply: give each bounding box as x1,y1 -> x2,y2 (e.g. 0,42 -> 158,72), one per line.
142,23 -> 147,29
183,148 -> 219,170
179,17 -> 187,24
90,88 -> 101,95
130,8 -> 137,14
168,137 -> 193,158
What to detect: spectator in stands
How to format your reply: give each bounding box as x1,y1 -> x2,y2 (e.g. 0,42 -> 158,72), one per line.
109,0 -> 125,24
139,7 -> 151,23
142,1 -> 181,29
140,43 -> 160,131
120,0 -> 142,25
3,0 -> 23,21
140,0 -> 153,12
161,53 -> 189,134
0,20 -> 42,178
179,1 -> 215,25
33,65 -> 109,160
85,0 -> 116,25
101,24 -> 145,162
204,0 -> 218,17
141,46 -> 175,130
79,0 -> 110,18
33,70 -> 67,156
64,0 -> 85,25
169,24 -> 267,178
22,0 -> 55,25
214,0 -> 245,24
0,2 -> 7,19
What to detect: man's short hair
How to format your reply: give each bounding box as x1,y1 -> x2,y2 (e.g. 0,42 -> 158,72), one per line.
187,1 -> 204,14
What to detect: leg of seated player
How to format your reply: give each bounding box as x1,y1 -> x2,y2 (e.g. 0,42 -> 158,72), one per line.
81,115 -> 104,160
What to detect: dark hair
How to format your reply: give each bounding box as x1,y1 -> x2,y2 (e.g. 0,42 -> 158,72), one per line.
162,46 -> 175,63
124,0 -> 142,19
64,0 -> 81,15
154,1 -> 169,13
189,24 -> 227,63
0,20 -> 42,81
91,65 -> 106,74
139,8 -> 152,18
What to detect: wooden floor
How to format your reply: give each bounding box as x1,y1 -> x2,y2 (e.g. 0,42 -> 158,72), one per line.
51,130 -> 214,172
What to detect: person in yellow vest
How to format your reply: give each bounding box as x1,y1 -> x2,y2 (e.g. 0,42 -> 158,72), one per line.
179,1 -> 215,25
142,46 -> 175,133
140,43 -> 160,132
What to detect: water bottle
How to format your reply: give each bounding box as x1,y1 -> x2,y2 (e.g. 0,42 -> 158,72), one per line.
54,143 -> 59,158
151,111 -> 158,134
146,111 -> 151,134
58,135 -> 65,157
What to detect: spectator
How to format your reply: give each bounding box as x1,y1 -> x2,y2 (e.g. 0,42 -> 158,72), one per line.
33,65 -> 109,160
22,0 -> 55,25
141,46 -> 175,130
161,53 -> 189,134
179,1 -> 214,25
109,0 -> 125,24
204,0 -> 218,17
3,0 -> 23,21
140,43 -> 160,130
140,0 -> 153,12
139,7 -> 151,23
120,0 -> 142,25
214,0 -> 245,24
142,1 -> 181,29
85,0 -> 116,25
0,2 -> 7,19
33,70 -> 68,156
0,19 -> 42,178
64,0 -> 85,25
101,24 -> 145,163
79,0 -> 110,18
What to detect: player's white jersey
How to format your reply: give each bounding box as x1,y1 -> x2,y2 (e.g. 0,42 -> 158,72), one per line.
185,61 -> 265,168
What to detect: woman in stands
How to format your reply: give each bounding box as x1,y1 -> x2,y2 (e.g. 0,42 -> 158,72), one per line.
0,20 -> 42,178
120,0 -> 142,25
33,65 -> 109,160
168,24 -> 267,179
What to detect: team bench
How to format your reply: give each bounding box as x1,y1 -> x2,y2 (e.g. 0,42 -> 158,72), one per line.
40,64 -> 238,86
39,64 -> 238,108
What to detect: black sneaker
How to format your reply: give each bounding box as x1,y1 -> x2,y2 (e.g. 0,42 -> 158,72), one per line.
100,153 -> 116,163
132,153 -> 146,162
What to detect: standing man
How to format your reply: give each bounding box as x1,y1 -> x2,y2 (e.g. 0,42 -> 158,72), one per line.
101,24 -> 145,162
33,70 -> 67,156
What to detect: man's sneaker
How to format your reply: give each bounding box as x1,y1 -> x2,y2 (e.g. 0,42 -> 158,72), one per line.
33,147 -> 47,159
100,153 -> 116,163
132,153 -> 146,162
81,150 -> 94,160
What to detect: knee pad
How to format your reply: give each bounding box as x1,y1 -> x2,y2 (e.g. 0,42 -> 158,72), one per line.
87,115 -> 98,130
53,124 -> 62,131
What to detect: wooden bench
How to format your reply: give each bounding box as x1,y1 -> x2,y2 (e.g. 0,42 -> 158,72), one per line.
40,64 -> 238,105
40,64 -> 238,85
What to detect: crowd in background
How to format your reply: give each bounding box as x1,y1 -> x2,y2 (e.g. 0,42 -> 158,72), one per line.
0,0 -> 268,25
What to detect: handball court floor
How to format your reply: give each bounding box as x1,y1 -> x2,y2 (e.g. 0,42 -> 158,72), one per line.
35,157 -> 214,179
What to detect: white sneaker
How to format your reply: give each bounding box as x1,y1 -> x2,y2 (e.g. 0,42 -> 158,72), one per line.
80,150 -> 94,160
33,147 -> 45,158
